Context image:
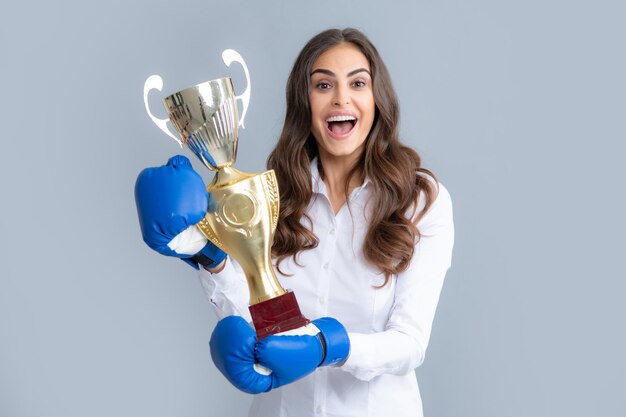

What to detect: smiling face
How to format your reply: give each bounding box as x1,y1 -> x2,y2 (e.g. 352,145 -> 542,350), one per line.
309,42 -> 376,167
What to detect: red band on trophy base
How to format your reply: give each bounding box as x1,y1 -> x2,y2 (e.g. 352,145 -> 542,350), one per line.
249,291 -> 310,339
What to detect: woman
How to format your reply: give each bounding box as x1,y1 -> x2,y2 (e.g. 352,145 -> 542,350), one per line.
136,28 -> 454,417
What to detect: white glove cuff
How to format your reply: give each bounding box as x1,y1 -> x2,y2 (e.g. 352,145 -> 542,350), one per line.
168,225 -> 209,255
274,323 -> 321,337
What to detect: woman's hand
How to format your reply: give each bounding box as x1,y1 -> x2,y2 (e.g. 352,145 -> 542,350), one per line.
255,318 -> 350,388
209,316 -> 273,394
135,155 -> 227,270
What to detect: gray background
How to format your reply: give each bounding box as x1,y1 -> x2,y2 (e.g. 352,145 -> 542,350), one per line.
1,0 -> 624,416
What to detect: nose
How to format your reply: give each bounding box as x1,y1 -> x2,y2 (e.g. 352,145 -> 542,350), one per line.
332,85 -> 349,106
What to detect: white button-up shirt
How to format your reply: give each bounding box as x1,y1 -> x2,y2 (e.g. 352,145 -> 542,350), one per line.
199,160 -> 454,417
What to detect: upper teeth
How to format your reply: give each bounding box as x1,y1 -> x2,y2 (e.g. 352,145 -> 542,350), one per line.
326,115 -> 356,122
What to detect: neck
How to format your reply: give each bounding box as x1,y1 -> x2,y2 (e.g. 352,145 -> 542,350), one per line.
317,153 -> 364,212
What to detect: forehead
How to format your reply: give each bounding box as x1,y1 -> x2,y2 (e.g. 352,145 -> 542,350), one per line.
311,42 -> 370,73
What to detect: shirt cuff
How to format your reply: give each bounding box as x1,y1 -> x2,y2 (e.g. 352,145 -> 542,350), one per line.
339,331 -> 422,382
197,258 -> 252,321
339,333 -> 382,381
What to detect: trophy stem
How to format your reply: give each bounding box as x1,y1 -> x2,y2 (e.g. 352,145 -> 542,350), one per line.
210,166 -> 254,188
241,262 -> 286,305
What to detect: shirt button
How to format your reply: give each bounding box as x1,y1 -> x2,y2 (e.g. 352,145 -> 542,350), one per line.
315,405 -> 323,415
329,228 -> 335,235
323,262 -> 329,270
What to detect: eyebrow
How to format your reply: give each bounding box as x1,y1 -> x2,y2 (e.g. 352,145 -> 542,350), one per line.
310,68 -> 371,77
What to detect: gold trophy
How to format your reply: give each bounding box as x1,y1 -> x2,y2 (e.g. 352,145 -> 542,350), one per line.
162,77 -> 309,339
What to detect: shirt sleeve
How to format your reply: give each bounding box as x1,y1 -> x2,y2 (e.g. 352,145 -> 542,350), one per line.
197,257 -> 252,322
340,182 -> 455,381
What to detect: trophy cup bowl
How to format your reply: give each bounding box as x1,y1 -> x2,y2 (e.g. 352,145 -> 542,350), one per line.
162,78 -> 309,339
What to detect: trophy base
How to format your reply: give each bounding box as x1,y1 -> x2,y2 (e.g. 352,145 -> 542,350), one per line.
249,291 -> 310,339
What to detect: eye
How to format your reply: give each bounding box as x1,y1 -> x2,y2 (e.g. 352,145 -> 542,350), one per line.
315,82 -> 332,90
352,79 -> 367,88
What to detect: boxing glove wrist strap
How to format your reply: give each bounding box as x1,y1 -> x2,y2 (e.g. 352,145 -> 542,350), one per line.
183,243 -> 228,270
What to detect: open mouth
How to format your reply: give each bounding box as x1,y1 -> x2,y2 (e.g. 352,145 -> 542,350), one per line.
326,115 -> 357,138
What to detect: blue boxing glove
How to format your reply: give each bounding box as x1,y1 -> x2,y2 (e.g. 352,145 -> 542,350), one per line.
134,155 -> 227,270
254,318 -> 350,389
209,316 -> 274,394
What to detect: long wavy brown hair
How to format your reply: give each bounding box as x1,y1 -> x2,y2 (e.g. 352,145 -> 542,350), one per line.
267,28 -> 437,285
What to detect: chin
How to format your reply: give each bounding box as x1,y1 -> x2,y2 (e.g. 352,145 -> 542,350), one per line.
320,140 -> 365,161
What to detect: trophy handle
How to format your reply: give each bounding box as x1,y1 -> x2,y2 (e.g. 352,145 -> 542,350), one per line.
222,49 -> 251,129
143,75 -> 183,147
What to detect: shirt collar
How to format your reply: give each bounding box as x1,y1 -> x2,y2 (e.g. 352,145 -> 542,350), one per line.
310,157 -> 324,195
